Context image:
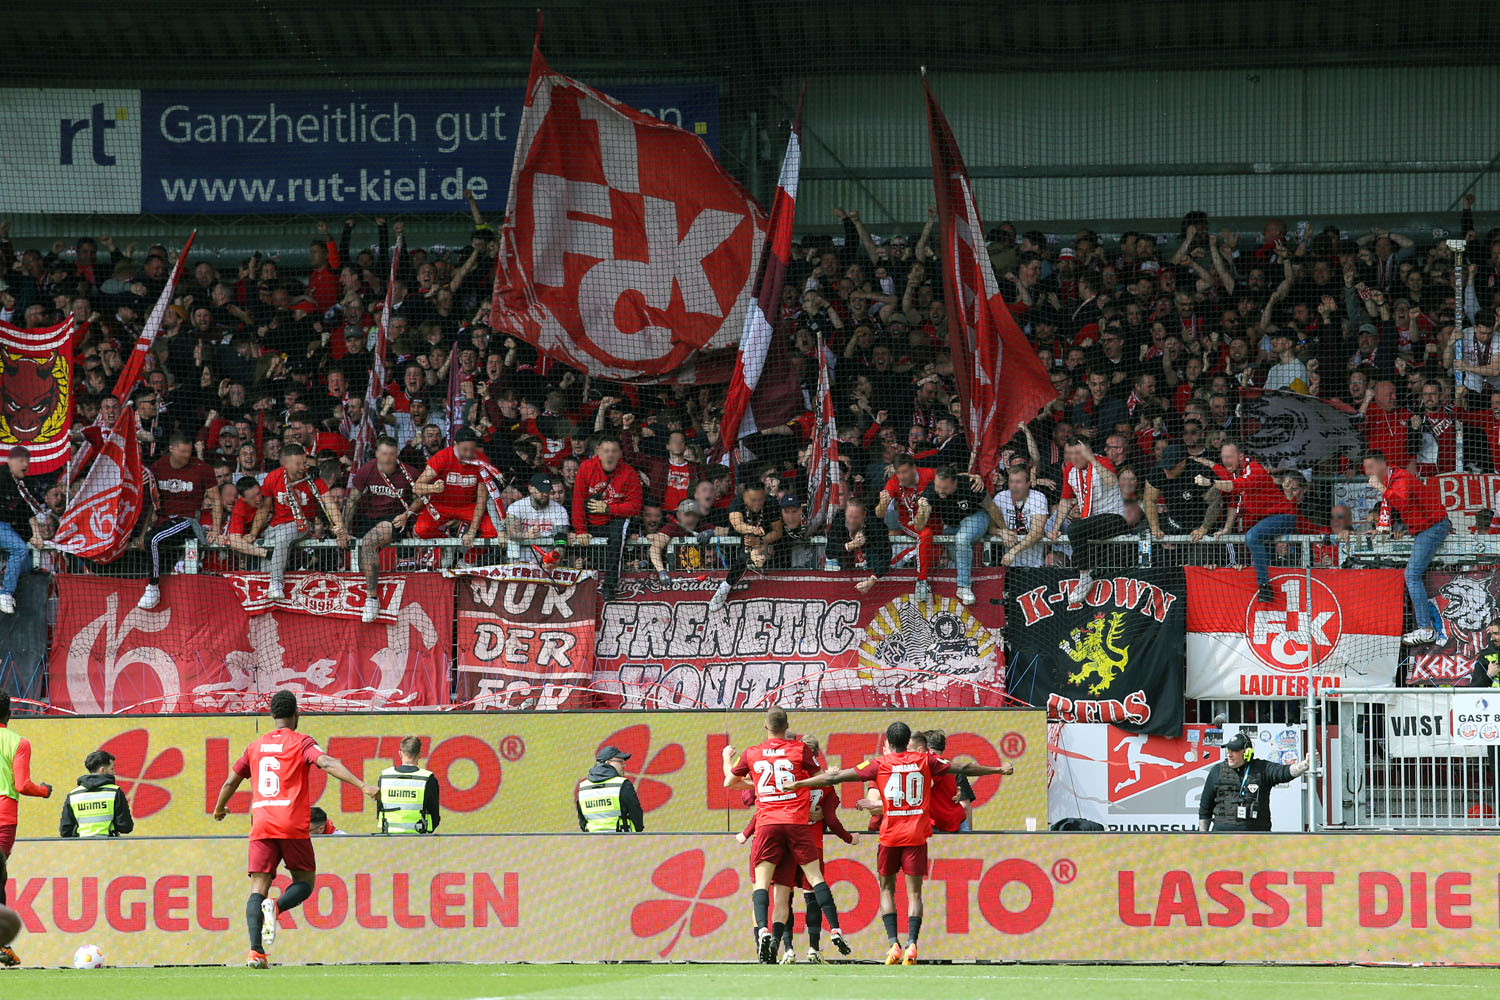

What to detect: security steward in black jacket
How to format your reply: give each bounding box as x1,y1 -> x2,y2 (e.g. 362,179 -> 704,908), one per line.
59,751 -> 135,838
1197,732 -> 1316,832
576,745 -> 645,832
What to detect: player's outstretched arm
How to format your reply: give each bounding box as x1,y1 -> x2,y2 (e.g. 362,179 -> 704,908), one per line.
318,754 -> 380,801
793,767 -> 860,789
212,772 -> 245,821
951,760 -> 1015,777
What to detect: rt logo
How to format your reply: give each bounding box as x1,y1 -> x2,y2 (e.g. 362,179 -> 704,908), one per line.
60,102 -> 122,166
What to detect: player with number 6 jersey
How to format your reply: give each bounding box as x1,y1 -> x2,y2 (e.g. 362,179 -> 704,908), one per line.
728,707 -> 852,963
211,691 -> 379,969
795,721 -> 1015,966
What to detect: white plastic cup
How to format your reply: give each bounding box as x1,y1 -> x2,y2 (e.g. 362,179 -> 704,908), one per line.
1025,817 -> 1038,832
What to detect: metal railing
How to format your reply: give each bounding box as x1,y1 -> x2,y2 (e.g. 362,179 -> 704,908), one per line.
1319,687 -> 1500,830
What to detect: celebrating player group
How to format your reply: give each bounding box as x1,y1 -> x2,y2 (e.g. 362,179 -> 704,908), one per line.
724,708 -> 1014,965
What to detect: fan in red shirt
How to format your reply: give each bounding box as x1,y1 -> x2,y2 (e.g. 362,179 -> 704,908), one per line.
252,444 -> 347,601
412,427 -> 498,556
1363,450 -> 1453,647
643,429 -> 700,513
223,477 -> 271,561
796,720 -> 1013,966
1359,380 -> 1414,470
138,432 -> 222,611
730,736 -> 858,964
728,708 -> 851,963
875,455 -> 937,599
1200,440 -> 1295,604
211,690 -> 377,969
569,435 -> 643,601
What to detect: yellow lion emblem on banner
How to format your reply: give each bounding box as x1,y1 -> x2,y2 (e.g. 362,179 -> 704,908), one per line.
1059,611 -> 1130,695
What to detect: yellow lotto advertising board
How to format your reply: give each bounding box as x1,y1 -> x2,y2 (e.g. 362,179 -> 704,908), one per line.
12,711 -> 1046,836
1,834 -> 1493,966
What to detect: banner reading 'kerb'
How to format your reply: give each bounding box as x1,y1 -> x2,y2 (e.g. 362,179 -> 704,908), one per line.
15,711 -> 1046,838
1185,568 -> 1403,699
8,833 -> 1500,966
0,87 -> 717,214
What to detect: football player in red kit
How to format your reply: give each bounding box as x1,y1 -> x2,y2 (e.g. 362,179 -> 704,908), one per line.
796,721 -> 1013,965
211,691 -> 378,968
729,736 -> 858,963
728,708 -> 852,963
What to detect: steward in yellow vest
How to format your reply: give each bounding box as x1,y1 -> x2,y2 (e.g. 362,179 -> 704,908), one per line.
376,736 -> 441,834
576,745 -> 644,832
59,750 -> 134,838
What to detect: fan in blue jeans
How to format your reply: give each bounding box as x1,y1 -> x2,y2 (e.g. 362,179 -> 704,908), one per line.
0,447 -> 39,616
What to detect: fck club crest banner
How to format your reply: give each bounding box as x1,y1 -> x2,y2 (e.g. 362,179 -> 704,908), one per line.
489,42 -> 766,383
1003,568 -> 1186,736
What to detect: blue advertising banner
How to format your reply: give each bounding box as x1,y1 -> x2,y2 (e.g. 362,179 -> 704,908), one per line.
0,87 -> 718,215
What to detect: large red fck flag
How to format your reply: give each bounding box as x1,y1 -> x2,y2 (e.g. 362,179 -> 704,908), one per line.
0,316 -> 74,474
491,43 -> 766,383
722,107 -> 803,454
49,404 -> 145,563
924,76 -> 1054,480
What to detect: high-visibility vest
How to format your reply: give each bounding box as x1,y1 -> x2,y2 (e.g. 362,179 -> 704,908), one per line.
0,728 -> 18,802
66,783 -> 120,837
577,774 -> 627,832
377,766 -> 434,834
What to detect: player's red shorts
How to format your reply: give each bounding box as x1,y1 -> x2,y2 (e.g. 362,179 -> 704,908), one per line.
876,843 -> 929,877
0,824 -> 15,858
248,837 -> 317,875
767,837 -> 824,890
412,507 -> 499,540
750,822 -> 818,878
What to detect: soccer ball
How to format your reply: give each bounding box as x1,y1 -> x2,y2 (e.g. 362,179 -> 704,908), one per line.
73,944 -> 105,969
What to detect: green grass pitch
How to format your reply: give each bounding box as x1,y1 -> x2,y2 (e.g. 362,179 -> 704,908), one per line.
3,964 -> 1496,1000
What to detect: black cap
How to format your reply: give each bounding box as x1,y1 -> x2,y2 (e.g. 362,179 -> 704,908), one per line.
595,745 -> 632,763
454,426 -> 479,444
779,495 -> 801,508
1224,732 -> 1253,753
530,473 -> 554,493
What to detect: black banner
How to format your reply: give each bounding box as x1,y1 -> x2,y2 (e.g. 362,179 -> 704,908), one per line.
1003,567 -> 1186,736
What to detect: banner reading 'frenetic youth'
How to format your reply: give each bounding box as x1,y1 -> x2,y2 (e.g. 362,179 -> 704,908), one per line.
1003,568 -> 1186,736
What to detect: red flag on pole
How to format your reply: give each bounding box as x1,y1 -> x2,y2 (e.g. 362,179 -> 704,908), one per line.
722,98 -> 803,460
923,76 -> 1054,481
804,334 -> 842,533
49,405 -> 145,563
490,41 -> 766,383
0,316 -> 74,475
353,236 -> 403,466
115,230 -> 195,402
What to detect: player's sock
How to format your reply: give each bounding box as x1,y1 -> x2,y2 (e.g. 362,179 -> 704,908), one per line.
780,922 -> 795,954
908,914 -> 923,944
276,880 -> 312,913
752,888 -> 770,931
810,881 -> 842,930
771,921 -> 786,953
881,911 -> 899,945
246,893 -> 267,951
804,892 -> 822,950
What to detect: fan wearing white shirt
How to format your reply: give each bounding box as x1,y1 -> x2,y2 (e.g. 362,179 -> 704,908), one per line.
1046,438 -> 1126,591
992,462 -> 1049,568
505,473 -> 573,563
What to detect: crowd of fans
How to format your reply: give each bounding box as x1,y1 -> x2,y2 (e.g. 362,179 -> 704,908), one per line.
1,193 -> 1498,605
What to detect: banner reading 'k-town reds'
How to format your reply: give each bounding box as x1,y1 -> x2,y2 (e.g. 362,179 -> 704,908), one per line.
593,570 -> 1008,709
489,42 -> 766,382
1184,567 -> 1403,699
1003,568 -> 1186,736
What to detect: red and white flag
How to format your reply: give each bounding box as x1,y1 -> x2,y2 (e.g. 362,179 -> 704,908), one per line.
115,230 -> 195,401
49,404 -> 145,563
353,236 -> 403,465
924,77 -> 1054,481
722,102 -> 803,456
0,316 -> 74,474
804,335 -> 841,532
1184,567 -> 1403,699
490,41 -> 766,382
